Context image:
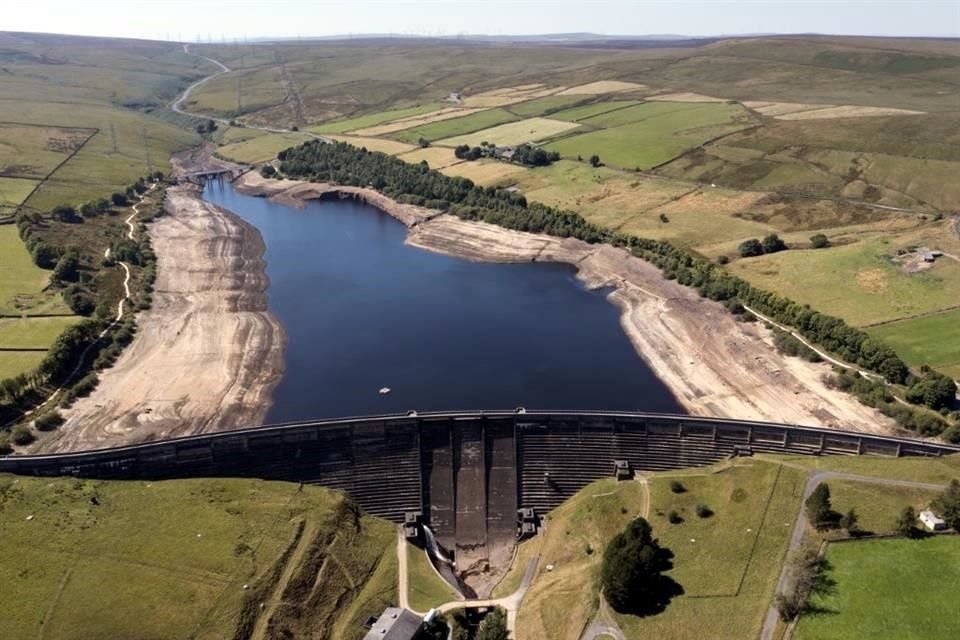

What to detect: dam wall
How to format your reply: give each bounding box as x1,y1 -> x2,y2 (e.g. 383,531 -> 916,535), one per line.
3,411 -> 958,525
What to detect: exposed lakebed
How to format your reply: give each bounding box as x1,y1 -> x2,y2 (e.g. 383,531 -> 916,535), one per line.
202,180 -> 681,422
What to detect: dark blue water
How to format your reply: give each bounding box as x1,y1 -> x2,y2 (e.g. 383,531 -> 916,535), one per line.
202,181 -> 681,422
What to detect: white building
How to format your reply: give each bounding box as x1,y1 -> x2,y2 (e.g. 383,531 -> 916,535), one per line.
919,510 -> 946,531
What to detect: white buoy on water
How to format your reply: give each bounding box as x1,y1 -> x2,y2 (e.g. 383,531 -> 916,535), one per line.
379,387 -> 391,395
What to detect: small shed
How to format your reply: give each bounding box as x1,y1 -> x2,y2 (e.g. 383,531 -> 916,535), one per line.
363,607 -> 423,640
919,510 -> 946,531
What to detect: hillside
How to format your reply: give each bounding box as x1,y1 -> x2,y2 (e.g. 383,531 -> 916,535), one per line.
0,475 -> 397,640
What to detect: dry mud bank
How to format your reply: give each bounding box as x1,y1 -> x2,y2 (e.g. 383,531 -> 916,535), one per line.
36,179 -> 284,453
238,172 -> 893,434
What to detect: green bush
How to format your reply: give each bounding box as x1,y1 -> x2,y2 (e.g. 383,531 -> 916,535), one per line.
34,411 -> 65,432
12,425 -> 35,446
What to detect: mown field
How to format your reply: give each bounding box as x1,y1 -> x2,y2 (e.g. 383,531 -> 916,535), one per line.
795,537 -> 960,640
869,309 -> 960,379
0,475 -> 396,640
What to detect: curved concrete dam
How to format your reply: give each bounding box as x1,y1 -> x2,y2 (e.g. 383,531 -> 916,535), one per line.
3,410 -> 957,587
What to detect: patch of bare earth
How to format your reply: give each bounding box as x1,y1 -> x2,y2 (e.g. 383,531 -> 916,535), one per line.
35,167 -> 284,453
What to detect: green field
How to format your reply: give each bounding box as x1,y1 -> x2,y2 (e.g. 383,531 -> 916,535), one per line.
0,123 -> 94,179
548,100 -> 642,122
393,107 -> 521,144
795,537 -> 960,640
729,239 -> 960,327
438,117 -> 581,148
579,101 -> 713,128
507,94 -> 592,117
615,462 -> 807,640
868,309 -> 960,379
826,480 -> 939,536
0,177 -> 40,211
0,225 -> 72,316
0,475 -> 395,640
545,102 -> 754,170
406,542 -> 458,612
309,103 -> 440,134
0,316 -> 80,348
217,131 -> 314,164
0,351 -> 49,380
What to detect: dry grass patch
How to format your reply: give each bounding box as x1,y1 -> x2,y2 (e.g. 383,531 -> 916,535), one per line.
440,160 -> 528,186
326,135 -> 416,155
557,80 -> 646,95
351,107 -> 485,136
779,105 -> 924,120
395,146 -> 462,169
648,92 -> 727,102
438,117 -> 580,147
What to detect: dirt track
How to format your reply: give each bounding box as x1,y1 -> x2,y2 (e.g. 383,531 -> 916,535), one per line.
35,170 -> 284,453
238,172 -> 894,434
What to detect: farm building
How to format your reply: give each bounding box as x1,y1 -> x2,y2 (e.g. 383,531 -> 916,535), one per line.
363,607 -> 423,640
919,510 -> 946,531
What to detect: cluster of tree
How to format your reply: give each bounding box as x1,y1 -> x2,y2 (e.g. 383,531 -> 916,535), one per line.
444,608 -> 507,640
196,119 -> 218,134
774,545 -> 833,622
932,479 -> 960,530
804,483 -> 860,535
825,369 -> 954,439
453,142 -> 559,167
905,367 -> 957,411
772,328 -> 822,363
275,140 -> 956,437
601,517 -> 682,615
738,233 -> 787,258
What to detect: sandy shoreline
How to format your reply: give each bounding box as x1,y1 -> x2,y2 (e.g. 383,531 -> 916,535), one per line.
35,173 -> 285,453
237,171 -> 893,434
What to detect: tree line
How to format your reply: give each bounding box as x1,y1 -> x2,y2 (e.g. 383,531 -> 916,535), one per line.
276,140 -> 956,438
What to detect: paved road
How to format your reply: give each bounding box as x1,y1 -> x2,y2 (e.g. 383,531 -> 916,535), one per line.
397,529 -> 411,611
758,470 -> 946,640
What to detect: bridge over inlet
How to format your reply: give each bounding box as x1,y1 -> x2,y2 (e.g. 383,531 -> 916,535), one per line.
2,410 -> 957,585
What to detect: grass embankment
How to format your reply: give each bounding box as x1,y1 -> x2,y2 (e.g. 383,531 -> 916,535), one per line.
407,542 -> 459,612
515,478 -> 648,640
795,537 -> 960,640
0,475 -> 396,640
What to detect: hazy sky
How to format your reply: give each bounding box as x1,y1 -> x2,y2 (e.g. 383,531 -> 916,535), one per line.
2,0 -> 958,41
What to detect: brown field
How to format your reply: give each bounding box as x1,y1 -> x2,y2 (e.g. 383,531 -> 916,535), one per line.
351,107 -> 484,136
557,80 -> 646,95
779,105 -> 925,120
326,135 -> 416,155
395,146 -> 462,169
439,159 -> 528,185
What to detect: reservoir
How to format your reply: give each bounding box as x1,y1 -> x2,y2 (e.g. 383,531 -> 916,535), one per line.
202,181 -> 682,423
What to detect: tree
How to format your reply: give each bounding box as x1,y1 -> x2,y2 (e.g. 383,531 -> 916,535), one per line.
805,483 -> 838,530
31,241 -> 59,269
839,508 -> 860,535
111,192 -> 129,207
762,233 -> 787,254
53,249 -> 80,283
810,233 -> 830,249
475,608 -> 508,640
589,154 -> 601,167
260,164 -> 277,178
418,137 -> 431,148
738,238 -> 764,258
895,506 -> 922,538
52,204 -> 80,223
601,517 -> 681,614
932,479 -> 960,530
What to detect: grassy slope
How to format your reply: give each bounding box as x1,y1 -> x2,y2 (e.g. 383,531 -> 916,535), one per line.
407,542 -> 458,612
616,461 -> 806,640
0,317 -> 81,348
216,131 -> 315,164
728,238 -> 960,327
0,475 -> 395,640
869,309 -> 960,378
545,102 -> 754,170
309,103 -> 441,134
0,225 -> 70,315
795,537 -> 960,640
